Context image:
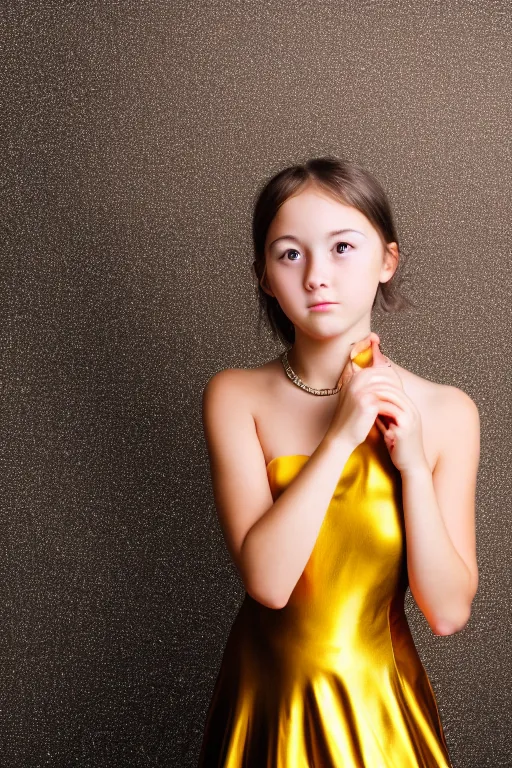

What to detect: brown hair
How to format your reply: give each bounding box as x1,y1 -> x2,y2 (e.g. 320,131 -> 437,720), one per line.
252,156 -> 415,347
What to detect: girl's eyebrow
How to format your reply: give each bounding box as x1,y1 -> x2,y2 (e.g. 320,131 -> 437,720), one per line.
268,228 -> 367,250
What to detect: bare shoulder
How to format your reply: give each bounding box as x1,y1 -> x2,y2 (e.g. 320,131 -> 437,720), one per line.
429,380 -> 481,454
202,366 -> 258,458
392,362 -> 480,468
202,364 -> 268,417
204,360 -> 277,402
394,361 -> 478,409
203,365 -> 251,396
434,381 -> 480,418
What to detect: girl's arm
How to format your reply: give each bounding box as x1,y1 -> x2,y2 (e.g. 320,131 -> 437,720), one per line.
401,387 -> 480,635
240,434 -> 355,608
202,368 -> 357,609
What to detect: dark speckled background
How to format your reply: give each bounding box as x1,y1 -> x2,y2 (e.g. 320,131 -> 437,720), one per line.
2,1 -> 510,766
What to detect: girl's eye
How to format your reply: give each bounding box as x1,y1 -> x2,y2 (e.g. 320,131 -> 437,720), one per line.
280,248 -> 301,261
279,242 -> 352,260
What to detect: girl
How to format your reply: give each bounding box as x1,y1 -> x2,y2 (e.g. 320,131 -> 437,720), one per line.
198,156 -> 479,767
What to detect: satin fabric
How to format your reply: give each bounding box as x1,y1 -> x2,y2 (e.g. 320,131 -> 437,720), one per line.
198,349 -> 453,767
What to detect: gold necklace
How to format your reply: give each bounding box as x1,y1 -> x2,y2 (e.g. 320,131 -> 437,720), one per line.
280,349 -> 343,396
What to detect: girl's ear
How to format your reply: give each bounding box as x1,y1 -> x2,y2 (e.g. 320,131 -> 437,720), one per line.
259,263 -> 275,297
380,242 -> 399,283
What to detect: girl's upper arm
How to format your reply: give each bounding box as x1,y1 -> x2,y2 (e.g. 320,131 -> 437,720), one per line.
202,368 -> 274,592
432,385 -> 481,598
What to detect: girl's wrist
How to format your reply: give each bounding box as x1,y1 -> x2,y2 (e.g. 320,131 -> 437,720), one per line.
400,461 -> 431,481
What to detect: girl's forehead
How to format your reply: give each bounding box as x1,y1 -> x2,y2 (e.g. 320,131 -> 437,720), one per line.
277,188 -> 366,221
268,192 -> 372,238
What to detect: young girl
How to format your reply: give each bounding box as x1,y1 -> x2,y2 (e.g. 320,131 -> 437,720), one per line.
198,156 -> 479,767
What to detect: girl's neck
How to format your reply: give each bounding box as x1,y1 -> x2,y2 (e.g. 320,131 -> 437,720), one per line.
287,327 -> 372,392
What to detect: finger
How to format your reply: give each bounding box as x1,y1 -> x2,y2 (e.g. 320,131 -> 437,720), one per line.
375,416 -> 386,435
378,413 -> 393,430
374,399 -> 403,424
338,356 -> 356,388
375,415 -> 396,437
376,416 -> 397,450
370,384 -> 407,406
351,359 -> 362,376
372,362 -> 404,391
338,341 -> 363,386
371,337 -> 390,368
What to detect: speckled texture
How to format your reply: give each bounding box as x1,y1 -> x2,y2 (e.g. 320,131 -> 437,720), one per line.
2,1 -> 510,766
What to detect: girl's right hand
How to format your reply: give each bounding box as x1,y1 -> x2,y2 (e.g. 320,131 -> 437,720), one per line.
324,332 -> 402,450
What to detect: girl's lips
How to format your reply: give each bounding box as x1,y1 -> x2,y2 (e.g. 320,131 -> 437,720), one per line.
309,302 -> 338,311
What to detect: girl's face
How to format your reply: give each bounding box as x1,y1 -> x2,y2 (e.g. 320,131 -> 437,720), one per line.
263,184 -> 398,338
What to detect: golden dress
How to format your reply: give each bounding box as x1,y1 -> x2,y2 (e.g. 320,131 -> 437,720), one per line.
198,350 -> 454,767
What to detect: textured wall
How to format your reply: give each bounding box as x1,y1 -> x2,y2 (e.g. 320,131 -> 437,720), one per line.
2,1 -> 510,766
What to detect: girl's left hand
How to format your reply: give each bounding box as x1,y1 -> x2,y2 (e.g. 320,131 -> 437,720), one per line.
374,388 -> 427,473
369,340 -> 428,474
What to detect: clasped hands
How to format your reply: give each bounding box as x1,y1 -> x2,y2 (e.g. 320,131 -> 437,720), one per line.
348,332 -> 428,474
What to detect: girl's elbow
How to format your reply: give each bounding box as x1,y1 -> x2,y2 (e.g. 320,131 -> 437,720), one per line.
245,577 -> 288,610
431,604 -> 472,636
